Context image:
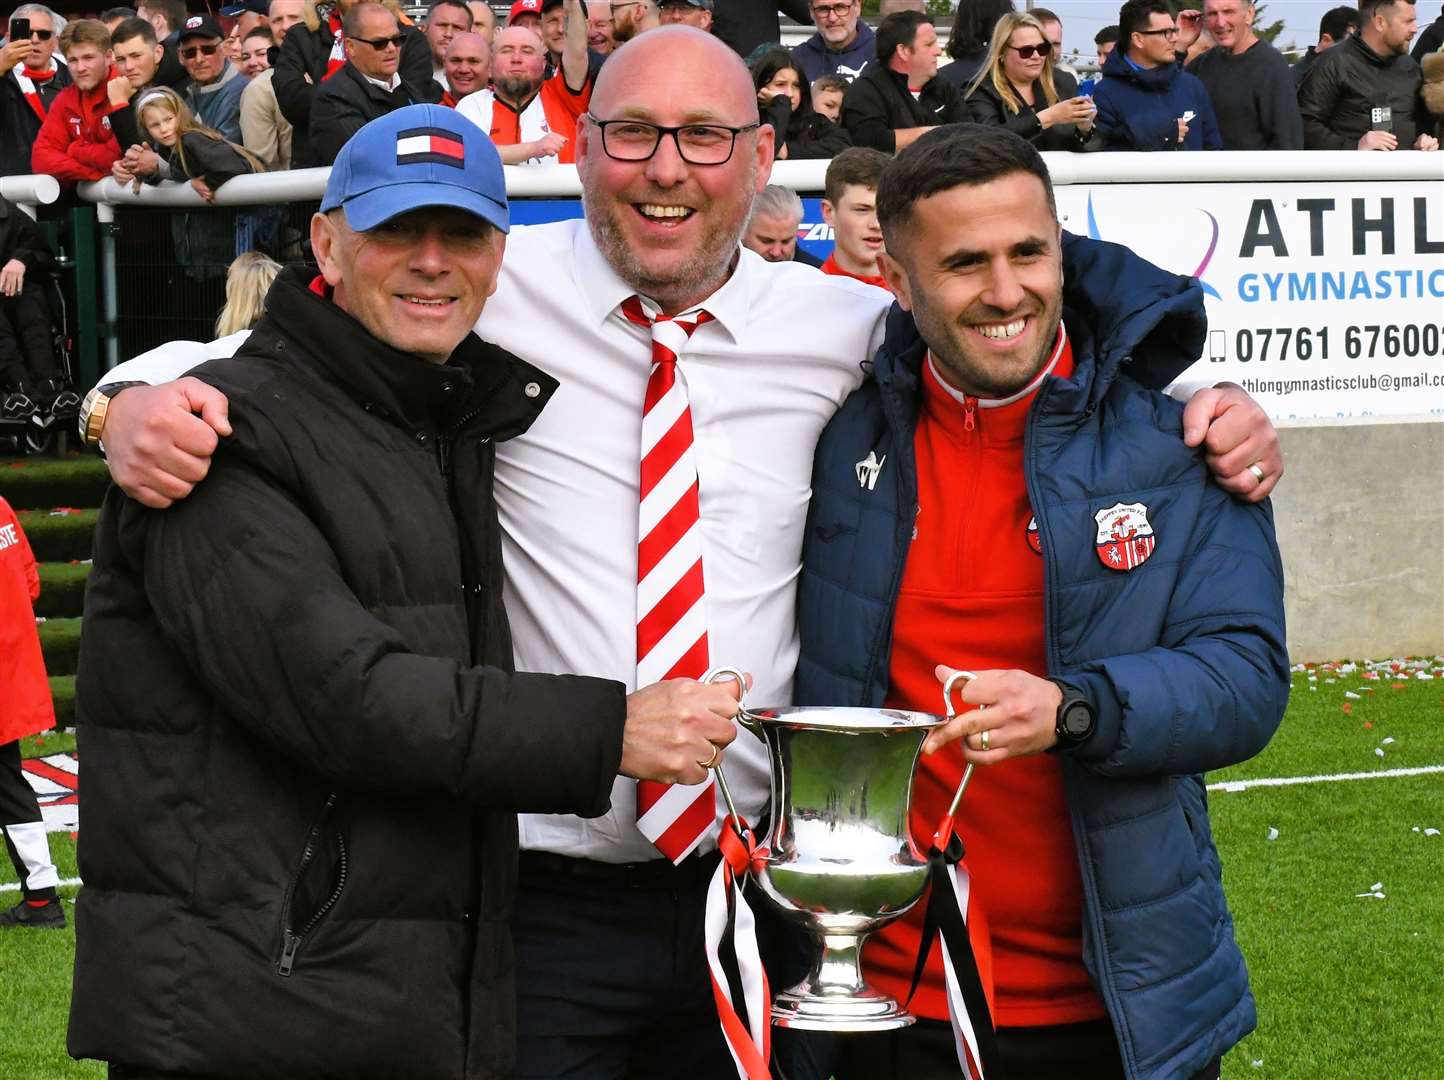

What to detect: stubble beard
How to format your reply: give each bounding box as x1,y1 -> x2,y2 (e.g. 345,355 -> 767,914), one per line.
583,162 -> 756,311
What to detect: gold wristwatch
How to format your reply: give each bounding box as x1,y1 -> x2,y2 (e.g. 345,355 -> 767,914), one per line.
79,382 -> 145,447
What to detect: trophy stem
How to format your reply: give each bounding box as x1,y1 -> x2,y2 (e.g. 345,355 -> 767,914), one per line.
770,930 -> 916,1032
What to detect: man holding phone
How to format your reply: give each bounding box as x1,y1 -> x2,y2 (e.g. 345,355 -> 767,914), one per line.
0,5 -> 71,177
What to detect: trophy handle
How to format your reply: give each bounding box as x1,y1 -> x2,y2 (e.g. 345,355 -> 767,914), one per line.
940,669 -> 979,820
702,666 -> 751,832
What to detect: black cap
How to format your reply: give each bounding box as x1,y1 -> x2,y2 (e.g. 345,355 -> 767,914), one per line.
176,13 -> 225,41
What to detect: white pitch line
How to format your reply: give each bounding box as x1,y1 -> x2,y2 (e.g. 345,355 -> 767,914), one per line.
1208,764 -> 1444,793
0,876 -> 82,894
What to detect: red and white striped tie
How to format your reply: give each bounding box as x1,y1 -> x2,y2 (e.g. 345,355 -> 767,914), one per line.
621,295 -> 718,864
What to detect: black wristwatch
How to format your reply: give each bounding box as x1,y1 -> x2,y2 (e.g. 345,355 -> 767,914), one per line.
1052,682 -> 1096,748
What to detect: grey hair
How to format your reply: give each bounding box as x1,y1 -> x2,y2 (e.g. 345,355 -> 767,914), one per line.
749,184 -> 804,226
11,4 -> 67,35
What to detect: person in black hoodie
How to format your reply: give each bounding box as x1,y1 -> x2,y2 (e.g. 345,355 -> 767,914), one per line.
69,103 -> 737,1080
1412,3 -> 1444,60
0,5 -> 71,177
963,10 -> 1097,150
274,0 -> 438,166
753,47 -> 851,157
842,10 -> 967,152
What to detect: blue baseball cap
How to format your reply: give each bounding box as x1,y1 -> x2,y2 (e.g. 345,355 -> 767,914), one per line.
320,105 -> 509,234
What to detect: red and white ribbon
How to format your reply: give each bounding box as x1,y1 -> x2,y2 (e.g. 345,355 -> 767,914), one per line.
703,819 -> 771,1080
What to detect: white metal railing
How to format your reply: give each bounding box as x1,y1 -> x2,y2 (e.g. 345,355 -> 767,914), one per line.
65,150 -> 1444,211
1,173 -> 60,218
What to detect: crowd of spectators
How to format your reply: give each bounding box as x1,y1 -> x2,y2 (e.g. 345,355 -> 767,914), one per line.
4,0 -> 1441,195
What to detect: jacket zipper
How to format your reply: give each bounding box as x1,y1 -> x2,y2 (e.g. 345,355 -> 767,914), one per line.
278,793 -> 348,977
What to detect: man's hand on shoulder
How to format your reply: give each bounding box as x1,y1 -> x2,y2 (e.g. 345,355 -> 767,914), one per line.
620,674 -> 747,786
1182,382 -> 1282,502
103,378 -> 233,508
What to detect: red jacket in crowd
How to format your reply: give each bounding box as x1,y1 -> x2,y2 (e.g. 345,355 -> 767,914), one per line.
0,496 -> 54,745
29,69 -> 122,183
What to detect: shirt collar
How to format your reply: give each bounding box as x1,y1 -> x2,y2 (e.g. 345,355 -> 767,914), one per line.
573,222 -> 749,343
926,321 -> 1068,410
364,70 -> 401,91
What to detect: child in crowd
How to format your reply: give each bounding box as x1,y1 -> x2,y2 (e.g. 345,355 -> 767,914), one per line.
810,73 -> 848,123
0,195 -> 73,421
134,86 -> 266,201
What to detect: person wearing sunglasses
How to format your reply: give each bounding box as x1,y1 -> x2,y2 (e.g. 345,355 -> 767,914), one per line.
174,14 -> 250,144
964,11 -> 1099,151
0,4 -> 71,177
309,1 -> 431,162
1091,0 -> 1221,150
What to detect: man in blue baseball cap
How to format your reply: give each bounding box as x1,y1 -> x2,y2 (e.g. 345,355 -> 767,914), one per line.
69,104 -> 733,1079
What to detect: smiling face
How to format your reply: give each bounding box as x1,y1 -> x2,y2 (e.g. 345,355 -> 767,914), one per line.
1203,0 -> 1255,53
1002,25 -> 1048,85
240,32 -> 273,75
577,26 -> 772,313
586,0 -> 615,51
880,171 -> 1063,400
313,207 -> 506,365
540,3 -> 567,52
65,42 -> 112,92
444,31 -> 490,95
810,0 -> 860,48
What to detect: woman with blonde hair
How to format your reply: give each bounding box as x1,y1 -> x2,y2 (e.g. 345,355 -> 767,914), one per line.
215,251 -> 282,337
964,11 -> 1098,150
134,86 -> 266,203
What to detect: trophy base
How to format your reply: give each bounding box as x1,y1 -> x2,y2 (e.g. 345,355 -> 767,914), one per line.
770,987 -> 917,1033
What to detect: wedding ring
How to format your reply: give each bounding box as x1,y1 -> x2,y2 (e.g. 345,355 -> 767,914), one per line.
979,729 -> 991,752
698,743 -> 721,770
1248,462 -> 1266,483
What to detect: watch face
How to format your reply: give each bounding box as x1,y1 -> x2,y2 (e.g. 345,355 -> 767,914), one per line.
1062,701 -> 1093,738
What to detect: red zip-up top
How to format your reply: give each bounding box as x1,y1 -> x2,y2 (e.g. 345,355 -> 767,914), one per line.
820,252 -> 891,292
29,68 -> 122,182
863,326 -> 1107,1029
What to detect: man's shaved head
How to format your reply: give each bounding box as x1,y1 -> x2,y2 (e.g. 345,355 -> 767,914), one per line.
579,27 -> 773,313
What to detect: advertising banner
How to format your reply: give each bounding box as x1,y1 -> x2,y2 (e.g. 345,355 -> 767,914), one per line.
512,180 -> 1444,422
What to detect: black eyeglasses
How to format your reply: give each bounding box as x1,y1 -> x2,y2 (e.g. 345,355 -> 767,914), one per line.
1135,26 -> 1180,37
179,41 -> 222,58
352,33 -> 406,49
810,2 -> 854,18
1008,43 -> 1049,59
16,27 -> 53,40
587,116 -> 761,165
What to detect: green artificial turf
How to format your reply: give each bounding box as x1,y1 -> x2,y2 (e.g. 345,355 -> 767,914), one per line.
35,619 -> 81,679
1,665 -> 1439,1080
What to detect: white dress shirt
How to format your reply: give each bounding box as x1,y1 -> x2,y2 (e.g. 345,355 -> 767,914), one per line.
477,220 -> 892,862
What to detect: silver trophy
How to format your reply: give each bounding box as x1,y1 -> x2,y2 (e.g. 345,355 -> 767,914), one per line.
706,667 -> 957,1032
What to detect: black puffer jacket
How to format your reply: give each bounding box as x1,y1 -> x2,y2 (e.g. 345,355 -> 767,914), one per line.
70,269 -> 627,1079
1298,32 -> 1429,148
274,16 -> 437,166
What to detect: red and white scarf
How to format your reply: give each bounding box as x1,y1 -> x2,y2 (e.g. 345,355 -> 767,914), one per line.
325,8 -> 346,80
12,56 -> 60,121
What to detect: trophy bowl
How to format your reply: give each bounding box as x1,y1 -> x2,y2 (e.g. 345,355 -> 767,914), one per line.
730,701 -> 946,1032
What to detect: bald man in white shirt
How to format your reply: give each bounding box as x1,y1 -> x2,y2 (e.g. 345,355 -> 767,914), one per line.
90,28 -> 1283,1079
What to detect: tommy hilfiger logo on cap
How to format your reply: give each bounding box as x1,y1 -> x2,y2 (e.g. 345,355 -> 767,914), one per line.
396,127 -> 466,168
